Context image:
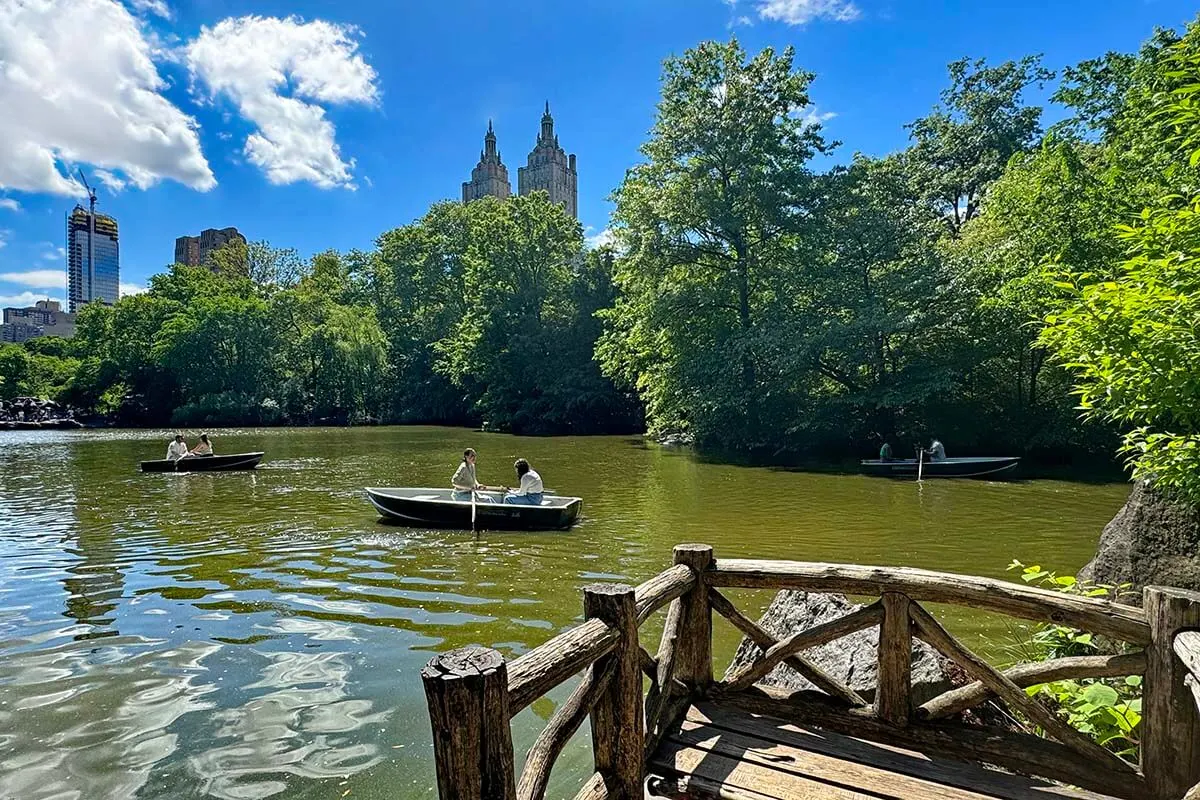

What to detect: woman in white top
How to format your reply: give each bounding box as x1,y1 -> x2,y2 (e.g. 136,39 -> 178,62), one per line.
166,435 -> 189,461
503,458 -> 544,505
452,449 -> 496,502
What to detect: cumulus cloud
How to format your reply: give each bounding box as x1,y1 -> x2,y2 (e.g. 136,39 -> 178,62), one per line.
186,16 -> 379,189
0,0 -> 214,197
120,282 -> 148,297
0,269 -> 66,289
756,0 -> 860,25
585,227 -> 616,249
42,245 -> 66,261
127,0 -> 170,18
0,198 -> 19,211
0,291 -> 61,308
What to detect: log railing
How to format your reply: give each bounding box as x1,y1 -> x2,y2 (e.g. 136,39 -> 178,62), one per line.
423,545 -> 1200,800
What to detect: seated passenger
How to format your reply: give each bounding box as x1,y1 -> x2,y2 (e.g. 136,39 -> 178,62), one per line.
879,442 -> 893,462
190,434 -> 214,456
166,434 -> 189,461
503,459 -> 544,506
928,438 -> 946,461
452,448 -> 495,501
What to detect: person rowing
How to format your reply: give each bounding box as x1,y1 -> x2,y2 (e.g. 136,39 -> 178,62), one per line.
166,434 -> 189,462
927,438 -> 946,461
452,448 -> 496,502
503,458 -> 544,506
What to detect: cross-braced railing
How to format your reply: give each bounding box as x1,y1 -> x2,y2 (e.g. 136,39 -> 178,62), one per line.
421,544 -> 1200,800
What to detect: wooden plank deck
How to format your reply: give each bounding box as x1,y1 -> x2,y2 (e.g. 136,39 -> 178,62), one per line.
646,702 -> 1125,800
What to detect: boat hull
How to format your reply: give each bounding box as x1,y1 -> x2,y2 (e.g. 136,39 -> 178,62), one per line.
860,456 -> 1020,479
365,487 -> 581,531
140,452 -> 264,472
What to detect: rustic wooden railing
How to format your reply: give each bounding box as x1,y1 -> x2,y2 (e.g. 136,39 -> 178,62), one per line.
422,544 -> 1200,800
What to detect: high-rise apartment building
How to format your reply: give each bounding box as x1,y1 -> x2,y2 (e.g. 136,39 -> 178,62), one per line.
174,227 -> 246,268
1,300 -> 76,343
461,103 -> 578,218
66,206 -> 119,313
518,103 -> 578,219
462,121 -> 513,203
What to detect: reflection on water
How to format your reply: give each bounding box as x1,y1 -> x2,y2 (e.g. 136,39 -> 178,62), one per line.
0,426 -> 1130,798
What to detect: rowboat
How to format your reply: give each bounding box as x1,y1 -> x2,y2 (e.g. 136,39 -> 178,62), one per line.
140,452 -> 265,472
860,456 -> 1020,479
365,487 -> 582,530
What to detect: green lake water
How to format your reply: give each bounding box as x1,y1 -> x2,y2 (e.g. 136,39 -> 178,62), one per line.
0,426 -> 1130,799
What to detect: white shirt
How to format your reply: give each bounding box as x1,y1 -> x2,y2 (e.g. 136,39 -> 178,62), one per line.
513,469 -> 543,496
452,461 -> 479,491
929,441 -> 946,460
166,441 -> 189,460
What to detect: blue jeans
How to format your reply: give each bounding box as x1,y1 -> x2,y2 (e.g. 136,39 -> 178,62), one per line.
503,493 -> 543,506
453,491 -> 495,503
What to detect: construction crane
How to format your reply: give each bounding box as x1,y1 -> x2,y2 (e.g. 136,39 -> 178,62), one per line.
78,170 -> 96,306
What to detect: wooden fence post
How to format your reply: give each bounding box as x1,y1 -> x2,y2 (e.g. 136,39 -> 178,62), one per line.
672,544 -> 714,693
877,591 -> 912,726
585,583 -> 644,798
422,645 -> 516,800
1143,586 -> 1200,799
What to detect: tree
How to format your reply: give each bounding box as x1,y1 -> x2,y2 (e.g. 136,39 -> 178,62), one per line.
904,56 -> 1054,235
599,38 -> 828,449
1040,27 -> 1200,501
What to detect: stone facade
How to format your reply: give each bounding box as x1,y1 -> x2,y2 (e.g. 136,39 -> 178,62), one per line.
175,227 -> 246,269
461,104 -> 578,219
462,121 -> 512,203
2,300 -> 76,342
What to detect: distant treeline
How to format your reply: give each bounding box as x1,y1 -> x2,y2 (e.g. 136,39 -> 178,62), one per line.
3,17 -> 1199,469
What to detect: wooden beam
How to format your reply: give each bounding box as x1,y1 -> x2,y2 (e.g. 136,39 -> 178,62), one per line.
708,587 -> 867,707
908,602 -> 1137,778
719,602 -> 884,694
516,660 -> 614,800
919,651 -> 1147,721
1143,586 -> 1200,799
584,584 -> 643,799
671,544 -> 714,692
1174,630 -> 1200,683
707,559 -> 1150,645
634,564 -> 696,625
645,595 -> 682,753
720,686 -> 1149,800
876,591 -> 912,726
571,772 -> 610,800
422,646 -> 516,800
507,619 -> 618,715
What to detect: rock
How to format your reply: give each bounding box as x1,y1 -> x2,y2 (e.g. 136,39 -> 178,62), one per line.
656,432 -> 694,448
724,590 -> 953,705
1078,481 -> 1200,603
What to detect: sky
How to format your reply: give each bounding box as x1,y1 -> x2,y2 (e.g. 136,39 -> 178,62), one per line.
0,0 -> 1197,309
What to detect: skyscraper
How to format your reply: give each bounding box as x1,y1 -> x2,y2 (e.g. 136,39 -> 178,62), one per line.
174,227 -> 247,269
66,206 -> 119,313
518,102 -> 578,219
462,120 -> 512,203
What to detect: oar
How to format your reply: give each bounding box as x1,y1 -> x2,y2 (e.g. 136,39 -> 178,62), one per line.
917,446 -> 924,483
471,488 -> 477,533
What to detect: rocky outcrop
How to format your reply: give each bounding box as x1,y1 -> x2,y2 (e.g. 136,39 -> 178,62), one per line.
724,590 -> 953,705
1078,481 -> 1200,603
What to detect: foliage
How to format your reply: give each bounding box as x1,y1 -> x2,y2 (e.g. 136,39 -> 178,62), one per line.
1005,560 -> 1141,759
1040,26 -> 1200,503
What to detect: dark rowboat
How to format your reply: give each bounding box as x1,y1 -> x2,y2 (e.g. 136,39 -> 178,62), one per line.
860,456 -> 1020,479
140,452 -> 264,472
365,487 -> 582,531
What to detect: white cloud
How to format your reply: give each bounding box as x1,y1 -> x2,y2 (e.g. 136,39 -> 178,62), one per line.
127,0 -> 170,19
0,269 -> 66,289
0,291 -> 61,308
42,246 -> 66,261
0,198 -> 19,211
120,282 -> 147,296
585,227 -> 616,250
186,16 -> 379,189
756,0 -> 861,25
95,169 -> 128,192
0,229 -> 8,248
793,106 -> 837,126
0,0 -> 214,198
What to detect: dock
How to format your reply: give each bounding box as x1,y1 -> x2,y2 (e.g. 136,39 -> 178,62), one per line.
422,544 -> 1200,800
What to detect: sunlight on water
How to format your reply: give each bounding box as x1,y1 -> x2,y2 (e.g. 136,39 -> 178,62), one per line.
0,427 -> 1130,798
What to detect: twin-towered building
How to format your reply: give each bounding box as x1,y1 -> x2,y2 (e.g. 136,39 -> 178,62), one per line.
462,102 -> 578,219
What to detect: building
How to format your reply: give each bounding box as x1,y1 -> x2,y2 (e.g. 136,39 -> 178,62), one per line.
1,299 -> 76,343
461,103 -> 578,219
462,121 -> 513,203
67,206 -> 119,313
174,227 -> 247,269
518,103 -> 578,219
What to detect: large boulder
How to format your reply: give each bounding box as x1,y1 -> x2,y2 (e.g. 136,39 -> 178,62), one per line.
1078,481 -> 1200,603
724,590 -> 953,705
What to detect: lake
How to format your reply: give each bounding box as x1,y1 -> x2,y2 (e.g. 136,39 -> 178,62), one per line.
0,426 -> 1130,799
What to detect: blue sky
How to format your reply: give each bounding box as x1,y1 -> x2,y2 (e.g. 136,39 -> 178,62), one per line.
0,0 -> 1197,308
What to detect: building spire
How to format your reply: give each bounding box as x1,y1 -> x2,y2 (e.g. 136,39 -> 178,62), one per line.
484,119 -> 498,160
540,101 -> 554,142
